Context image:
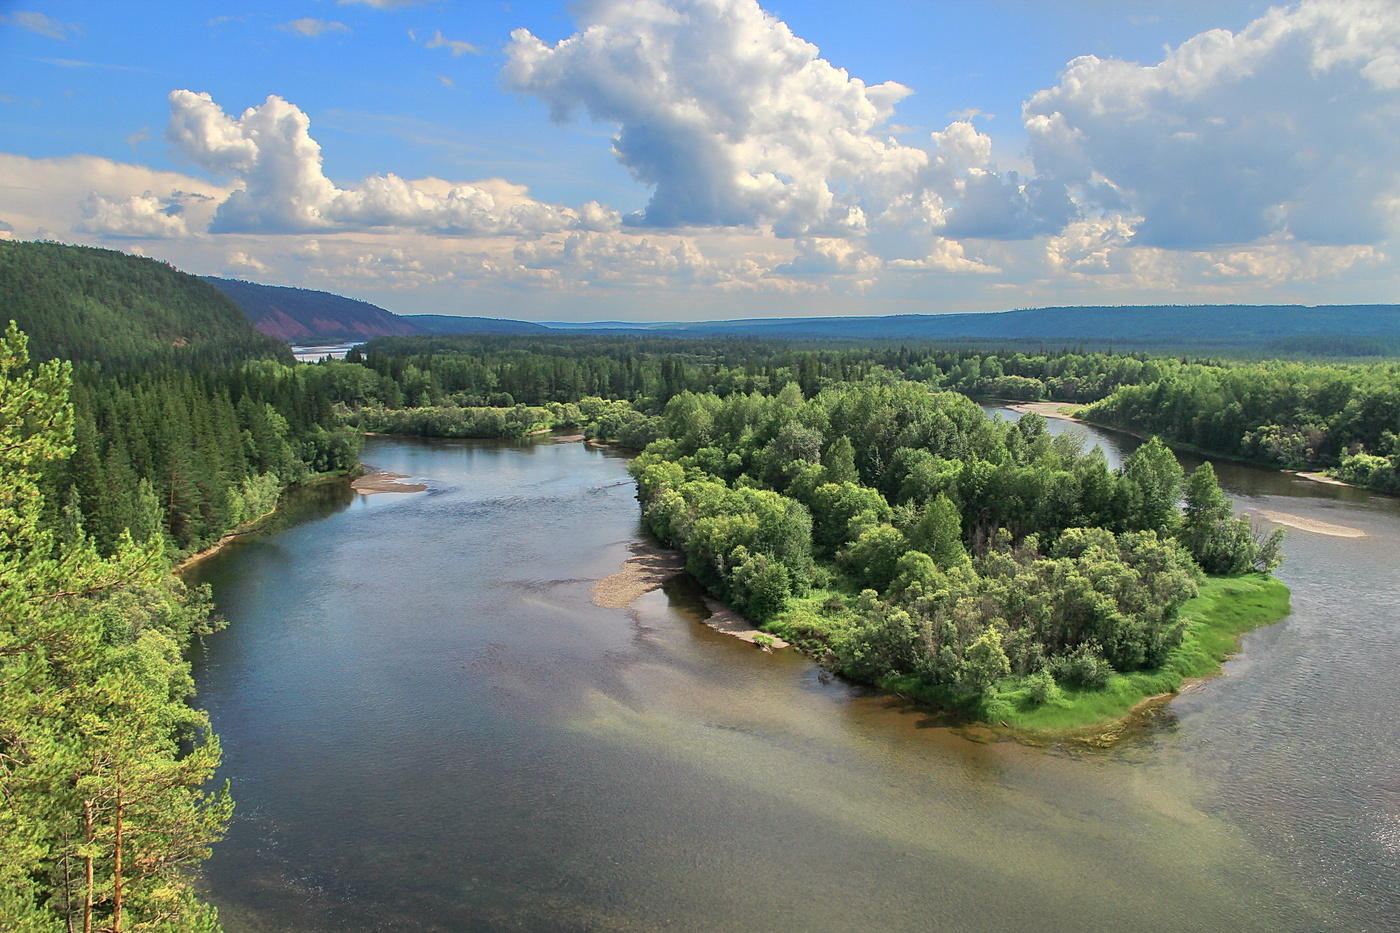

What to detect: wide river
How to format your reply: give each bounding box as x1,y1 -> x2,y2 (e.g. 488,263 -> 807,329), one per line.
188,409 -> 1400,931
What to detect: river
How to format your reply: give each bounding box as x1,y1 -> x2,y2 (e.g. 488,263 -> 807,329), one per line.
187,412 -> 1400,931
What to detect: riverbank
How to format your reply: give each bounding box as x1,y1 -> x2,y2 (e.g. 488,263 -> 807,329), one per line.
987,574 -> 1291,738
174,471 -> 354,575
592,541 -> 790,648
766,572 -> 1290,740
997,398 -> 1365,494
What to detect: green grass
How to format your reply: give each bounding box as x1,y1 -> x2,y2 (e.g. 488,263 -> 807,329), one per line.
763,572 -> 1290,737
992,574 -> 1290,734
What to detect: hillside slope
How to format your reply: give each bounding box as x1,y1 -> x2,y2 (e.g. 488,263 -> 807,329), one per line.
0,241 -> 289,365
203,276 -> 422,342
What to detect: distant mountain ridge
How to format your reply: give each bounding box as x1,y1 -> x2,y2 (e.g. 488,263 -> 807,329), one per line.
203,272 -> 1400,354
406,314 -> 549,336
634,305 -> 1400,349
204,277 -> 548,342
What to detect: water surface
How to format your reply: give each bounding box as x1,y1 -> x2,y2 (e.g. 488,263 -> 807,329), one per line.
189,424 -> 1400,931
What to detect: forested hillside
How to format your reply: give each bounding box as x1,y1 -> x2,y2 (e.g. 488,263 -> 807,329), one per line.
2,247 -> 364,931
203,277 -> 549,342
0,242 -> 289,366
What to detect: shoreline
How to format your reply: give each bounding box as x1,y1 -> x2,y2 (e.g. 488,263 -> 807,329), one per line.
995,574 -> 1292,741
174,471 -> 354,575
995,398 -> 1362,492
773,573 -> 1291,744
591,541 -> 790,649
173,505 -> 282,574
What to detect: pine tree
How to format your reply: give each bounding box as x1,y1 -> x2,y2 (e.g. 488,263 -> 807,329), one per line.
0,323 -> 230,931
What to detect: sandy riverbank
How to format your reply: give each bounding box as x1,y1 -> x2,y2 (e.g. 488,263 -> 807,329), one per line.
173,506 -> 280,574
1250,508 -> 1366,538
591,541 -> 789,648
1289,470 -> 1352,488
1004,401 -> 1083,420
352,471 -> 428,494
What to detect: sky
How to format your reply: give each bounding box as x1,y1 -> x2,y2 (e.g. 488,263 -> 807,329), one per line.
0,0 -> 1396,321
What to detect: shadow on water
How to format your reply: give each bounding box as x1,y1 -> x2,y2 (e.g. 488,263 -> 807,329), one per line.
187,431 -> 1398,932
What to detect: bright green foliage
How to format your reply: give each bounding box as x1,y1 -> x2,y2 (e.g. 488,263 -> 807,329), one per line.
998,574 -> 1289,732
961,627 -> 1012,698
623,377 -> 1253,720
1122,437 -> 1184,535
1023,669 -> 1063,706
729,547 -> 793,623
0,324 -> 230,931
908,494 -> 967,567
1179,462 -> 1279,574
838,524 -> 907,592
1335,432 -> 1400,492
822,436 -> 859,485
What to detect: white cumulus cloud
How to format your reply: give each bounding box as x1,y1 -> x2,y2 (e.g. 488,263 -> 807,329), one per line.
165,89 -> 620,236
503,0 -> 927,236
78,193 -> 191,238
1025,0 -> 1400,249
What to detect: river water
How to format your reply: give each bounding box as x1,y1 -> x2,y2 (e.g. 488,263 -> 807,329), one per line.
187,412 -> 1400,932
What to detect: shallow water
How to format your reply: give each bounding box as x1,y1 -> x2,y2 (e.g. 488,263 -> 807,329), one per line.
188,422 -> 1400,931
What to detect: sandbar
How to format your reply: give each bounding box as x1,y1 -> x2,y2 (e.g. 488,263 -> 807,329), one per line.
352,471 -> 428,495
592,542 -> 789,648
1003,400 -> 1082,420
1251,508 -> 1366,538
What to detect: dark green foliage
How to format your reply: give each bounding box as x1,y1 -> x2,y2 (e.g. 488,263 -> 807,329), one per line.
1,241 -> 288,367
1048,643 -> 1116,689
1085,358 -> 1400,491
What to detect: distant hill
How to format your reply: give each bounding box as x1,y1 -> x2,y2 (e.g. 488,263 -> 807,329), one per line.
203,277 -> 422,342
404,314 -> 549,336
204,277 -> 550,342
182,267 -> 1400,356
587,305 -> 1400,353
0,241 -> 289,366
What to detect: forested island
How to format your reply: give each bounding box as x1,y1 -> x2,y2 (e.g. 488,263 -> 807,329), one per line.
10,240 -> 1400,929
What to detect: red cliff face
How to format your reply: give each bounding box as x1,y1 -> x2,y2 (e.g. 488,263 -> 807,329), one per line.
205,277 -> 424,341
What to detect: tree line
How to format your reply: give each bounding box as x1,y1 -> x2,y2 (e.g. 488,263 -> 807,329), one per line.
353,335 -> 1400,493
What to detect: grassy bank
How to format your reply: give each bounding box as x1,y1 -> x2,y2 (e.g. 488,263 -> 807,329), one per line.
768,573 -> 1290,737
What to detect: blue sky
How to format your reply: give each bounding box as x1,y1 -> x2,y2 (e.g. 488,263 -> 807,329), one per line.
0,0 -> 1394,320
